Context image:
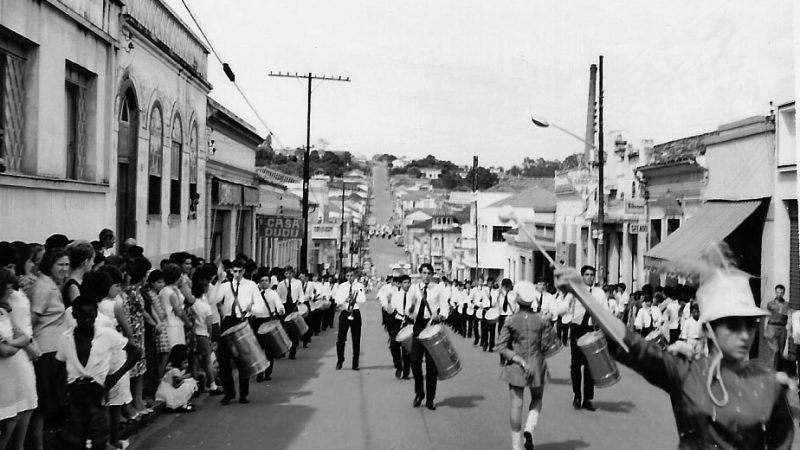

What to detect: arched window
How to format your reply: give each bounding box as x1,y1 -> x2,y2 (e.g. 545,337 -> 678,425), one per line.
148,104 -> 163,215
188,122 -> 199,219
170,114 -> 183,215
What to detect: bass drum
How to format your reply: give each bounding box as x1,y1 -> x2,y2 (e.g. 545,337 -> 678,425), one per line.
418,324 -> 461,380
257,320 -> 292,359
484,308 -> 499,324
297,303 -> 310,317
283,312 -> 310,341
220,322 -> 270,378
395,325 -> 415,354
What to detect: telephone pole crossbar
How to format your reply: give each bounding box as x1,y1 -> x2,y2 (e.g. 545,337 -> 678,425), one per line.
268,71 -> 350,273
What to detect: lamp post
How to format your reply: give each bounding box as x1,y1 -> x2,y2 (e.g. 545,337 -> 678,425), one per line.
530,113 -> 605,281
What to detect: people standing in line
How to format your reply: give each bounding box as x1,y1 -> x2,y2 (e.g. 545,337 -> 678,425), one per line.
679,303 -> 705,358
188,271 -> 219,394
556,265 -> 607,412
455,282 -> 468,337
212,259 -> 259,405
122,257 -> 152,418
98,229 -> 116,258
319,275 -> 335,331
393,275 -> 413,379
252,271 -> 284,382
466,280 -> 479,343
405,263 -> 449,410
615,283 -> 629,321
334,267 -> 366,371
29,248 -> 69,450
664,292 -> 682,344
276,266 -> 304,359
765,284 -> 789,370
159,264 -> 188,351
496,281 -> 548,450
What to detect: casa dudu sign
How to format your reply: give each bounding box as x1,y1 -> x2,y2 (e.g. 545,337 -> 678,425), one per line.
259,216 -> 302,239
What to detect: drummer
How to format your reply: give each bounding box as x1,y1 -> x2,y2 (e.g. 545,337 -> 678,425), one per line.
298,271 -> 317,347
495,281 -> 548,450
388,275 -> 412,379
251,270 -> 285,382
334,267 -> 366,370
405,263 -> 449,410
481,278 -> 498,352
212,258 -> 260,405
277,266 -> 305,359
557,256 -> 795,448
497,278 -> 517,331
378,276 -> 397,330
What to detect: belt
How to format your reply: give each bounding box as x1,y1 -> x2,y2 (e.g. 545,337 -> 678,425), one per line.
768,322 -> 787,326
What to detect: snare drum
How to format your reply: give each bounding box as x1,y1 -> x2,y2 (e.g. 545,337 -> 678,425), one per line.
297,303 -> 310,317
283,312 -> 310,341
418,324 -> 462,380
577,331 -> 620,388
395,325 -> 415,354
484,309 -> 499,324
220,322 -> 270,378
257,321 -> 292,358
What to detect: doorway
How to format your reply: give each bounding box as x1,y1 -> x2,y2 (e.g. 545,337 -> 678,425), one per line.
117,88 -> 138,246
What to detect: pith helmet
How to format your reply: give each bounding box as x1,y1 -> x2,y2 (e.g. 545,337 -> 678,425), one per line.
514,281 -> 536,307
697,269 -> 768,323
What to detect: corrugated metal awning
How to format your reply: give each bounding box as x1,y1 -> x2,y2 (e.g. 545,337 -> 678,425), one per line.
243,186 -> 260,206
645,200 -> 763,269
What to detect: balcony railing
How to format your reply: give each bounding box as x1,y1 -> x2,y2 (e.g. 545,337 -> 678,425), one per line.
124,0 -> 209,79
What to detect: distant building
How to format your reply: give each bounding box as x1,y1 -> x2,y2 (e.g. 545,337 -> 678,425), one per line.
420,167 -> 442,180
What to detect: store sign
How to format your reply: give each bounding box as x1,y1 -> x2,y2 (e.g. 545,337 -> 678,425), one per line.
625,198 -> 645,214
259,216 -> 302,238
629,223 -> 649,234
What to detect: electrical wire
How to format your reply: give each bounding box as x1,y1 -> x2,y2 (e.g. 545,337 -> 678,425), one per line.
178,0 -> 286,149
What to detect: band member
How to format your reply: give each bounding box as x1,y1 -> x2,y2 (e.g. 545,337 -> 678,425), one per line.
298,271 -> 317,347
276,266 -> 305,359
378,276 -> 396,329
251,270 -> 285,382
466,280 -> 479,342
454,282 -> 468,337
557,248 -> 794,448
555,285 -> 573,345
481,278 -> 497,352
319,275 -> 334,331
334,267 -> 366,370
405,263 -> 449,410
556,265 -> 607,411
497,278 -> 517,331
496,281 -> 548,450
212,258 -> 260,404
470,279 -> 486,346
387,275 -> 412,379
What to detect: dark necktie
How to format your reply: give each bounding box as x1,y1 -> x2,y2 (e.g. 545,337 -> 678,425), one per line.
403,291 -> 408,313
287,282 -> 292,303
502,292 -> 509,313
417,285 -> 428,321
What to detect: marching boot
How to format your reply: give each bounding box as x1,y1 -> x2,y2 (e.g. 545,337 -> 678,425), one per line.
510,431 -> 523,450
523,409 -> 539,450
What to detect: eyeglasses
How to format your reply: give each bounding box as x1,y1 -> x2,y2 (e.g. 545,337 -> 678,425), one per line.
232,269 -> 244,273
421,271 -> 432,275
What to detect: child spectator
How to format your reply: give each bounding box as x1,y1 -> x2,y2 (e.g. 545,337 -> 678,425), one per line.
679,303 -> 705,358
55,296 -> 140,450
634,296 -> 653,336
189,275 -> 220,394
155,344 -> 197,412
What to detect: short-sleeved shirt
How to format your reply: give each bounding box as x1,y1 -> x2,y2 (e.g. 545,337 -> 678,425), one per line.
56,326 -> 128,386
192,300 -> 212,337
30,275 -> 67,353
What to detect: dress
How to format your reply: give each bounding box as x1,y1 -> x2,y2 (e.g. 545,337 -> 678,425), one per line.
98,298 -> 132,406
495,309 -> 547,388
0,295 -> 38,420
123,284 -> 147,377
154,367 -> 197,409
161,286 -> 185,349
614,330 -> 794,449
146,288 -> 171,354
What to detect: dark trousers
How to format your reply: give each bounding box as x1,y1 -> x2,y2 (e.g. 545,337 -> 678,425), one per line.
218,320 -> 250,399
558,321 -> 569,345
481,317 -> 495,350
410,318 -> 437,399
64,381 -> 108,450
388,319 -> 410,374
302,307 -> 319,345
669,328 -> 681,345
250,317 -> 275,378
569,323 -> 595,402
471,316 -> 480,343
323,300 -> 336,329
498,315 -> 507,332
337,310 -> 362,367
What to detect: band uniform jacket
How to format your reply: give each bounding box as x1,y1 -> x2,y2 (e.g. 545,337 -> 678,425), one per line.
334,281 -> 367,310
405,283 -> 449,321
495,309 -> 547,388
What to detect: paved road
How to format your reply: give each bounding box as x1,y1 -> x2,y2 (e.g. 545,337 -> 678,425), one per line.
369,163 -> 406,279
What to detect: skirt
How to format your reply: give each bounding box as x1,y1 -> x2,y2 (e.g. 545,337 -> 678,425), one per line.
155,378 -> 197,410
166,323 -> 186,349
499,353 -> 547,388
34,352 -> 66,419
155,324 -> 171,354
0,351 -> 38,420
104,350 -> 132,406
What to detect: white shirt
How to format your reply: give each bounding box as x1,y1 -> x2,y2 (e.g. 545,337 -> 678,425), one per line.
300,280 -> 316,303
192,300 -> 212,337
561,285 -> 607,326
377,283 -> 397,312
56,326 -> 128,386
276,278 -> 306,305
634,307 -> 653,329
334,281 -> 367,310
213,278 -> 259,318
539,292 -> 557,320
650,305 -> 663,329
497,289 -> 517,316
556,291 -> 574,324
478,287 -> 494,309
390,288 -> 412,320
665,300 -> 681,330
681,317 -> 704,340
406,282 -> 450,320
251,288 -> 285,318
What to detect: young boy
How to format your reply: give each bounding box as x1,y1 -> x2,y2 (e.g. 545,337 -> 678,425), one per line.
634,296 -> 653,336
680,303 -> 705,358
56,296 -> 140,450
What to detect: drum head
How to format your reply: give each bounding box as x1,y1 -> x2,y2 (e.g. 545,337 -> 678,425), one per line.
258,321 -> 280,335
396,326 -> 413,342
645,330 -> 663,342
220,321 -> 246,337
298,304 -> 309,316
576,330 -> 604,348
485,309 -> 499,321
284,312 -> 299,321
418,324 -> 442,340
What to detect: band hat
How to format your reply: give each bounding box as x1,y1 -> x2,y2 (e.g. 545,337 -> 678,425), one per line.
514,281 -> 536,307
697,269 -> 768,323
270,275 -> 279,288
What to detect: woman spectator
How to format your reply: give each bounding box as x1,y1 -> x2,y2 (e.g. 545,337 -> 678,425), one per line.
9,242 -> 35,299
160,264 -> 188,353
28,248 -> 69,450
143,270 -> 171,383
0,268 -> 38,450
63,241 -> 94,308
123,257 -> 151,418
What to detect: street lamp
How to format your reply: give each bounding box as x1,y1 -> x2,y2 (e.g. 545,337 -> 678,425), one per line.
530,113 -> 606,284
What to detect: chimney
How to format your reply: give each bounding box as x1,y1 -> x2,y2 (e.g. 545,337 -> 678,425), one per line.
583,64 -> 598,167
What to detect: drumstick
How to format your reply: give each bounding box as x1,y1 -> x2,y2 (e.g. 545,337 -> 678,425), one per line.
498,206 -> 628,352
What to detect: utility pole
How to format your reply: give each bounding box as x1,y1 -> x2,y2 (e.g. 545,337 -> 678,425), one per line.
597,56 -> 606,284
338,179 -> 345,274
473,156 -> 480,281
268,71 -> 350,272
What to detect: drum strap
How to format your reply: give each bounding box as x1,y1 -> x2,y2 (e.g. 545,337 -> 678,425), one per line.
229,282 -> 244,319
260,290 -> 275,317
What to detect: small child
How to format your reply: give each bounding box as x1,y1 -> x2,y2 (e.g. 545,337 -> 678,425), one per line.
56,296 -> 140,450
156,344 -> 198,412
680,303 -> 706,358
634,297 -> 653,336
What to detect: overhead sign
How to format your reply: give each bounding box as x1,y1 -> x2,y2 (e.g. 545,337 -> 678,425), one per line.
629,223 -> 649,234
625,198 -> 645,214
259,216 -> 302,239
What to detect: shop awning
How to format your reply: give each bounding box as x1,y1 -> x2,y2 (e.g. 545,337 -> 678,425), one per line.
243,186 -> 260,206
217,180 -> 243,206
645,200 -> 763,269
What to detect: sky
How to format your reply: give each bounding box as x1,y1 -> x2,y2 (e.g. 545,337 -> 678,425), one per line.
167,0 -> 794,168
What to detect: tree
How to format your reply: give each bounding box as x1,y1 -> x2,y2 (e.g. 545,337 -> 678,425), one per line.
464,166 -> 499,190
562,153 -> 583,170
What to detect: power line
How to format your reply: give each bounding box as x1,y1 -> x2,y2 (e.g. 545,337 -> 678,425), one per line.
178,0 -> 285,148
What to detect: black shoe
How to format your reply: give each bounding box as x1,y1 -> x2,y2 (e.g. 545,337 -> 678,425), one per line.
352,366 -> 360,371
413,396 -> 423,407
395,369 -> 402,379
289,354 -> 297,360
425,401 -> 436,411
582,400 -> 595,411
239,397 -> 250,404
220,395 -> 234,405
523,431 -> 534,450
336,361 -> 343,370
208,389 -> 224,396
256,373 -> 264,383
572,396 -> 581,410
263,375 -> 272,381
402,373 -> 411,380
